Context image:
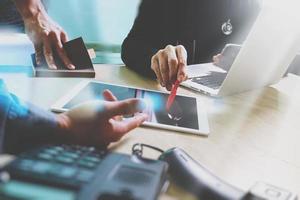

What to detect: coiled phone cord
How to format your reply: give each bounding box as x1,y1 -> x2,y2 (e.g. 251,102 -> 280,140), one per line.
131,143 -> 164,157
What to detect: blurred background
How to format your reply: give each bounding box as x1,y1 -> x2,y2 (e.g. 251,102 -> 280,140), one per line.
47,0 -> 141,64
0,0 -> 300,74
0,0 -> 141,67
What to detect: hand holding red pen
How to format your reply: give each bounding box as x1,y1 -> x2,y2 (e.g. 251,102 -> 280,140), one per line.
151,45 -> 188,91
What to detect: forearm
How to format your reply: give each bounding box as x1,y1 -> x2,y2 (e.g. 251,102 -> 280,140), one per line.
13,0 -> 46,20
3,94 -> 68,154
121,0 -> 163,79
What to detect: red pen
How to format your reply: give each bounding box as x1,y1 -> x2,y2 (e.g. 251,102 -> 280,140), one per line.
166,80 -> 180,111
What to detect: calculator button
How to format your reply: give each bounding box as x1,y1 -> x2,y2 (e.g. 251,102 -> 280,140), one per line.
76,169 -> 94,182
56,156 -> 75,164
58,167 -> 77,178
17,159 -> 35,171
82,156 -> 101,163
48,165 -> 63,175
75,146 -> 95,153
78,160 -> 97,168
52,146 -> 64,152
43,149 -> 59,155
87,147 -> 96,152
48,165 -> 77,179
37,153 -> 53,160
90,152 -> 105,158
62,152 -> 80,159
70,150 -> 84,155
32,161 -> 51,174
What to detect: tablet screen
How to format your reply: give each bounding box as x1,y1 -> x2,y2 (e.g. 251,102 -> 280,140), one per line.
63,82 -> 199,130
143,91 -> 199,130
64,82 -> 137,109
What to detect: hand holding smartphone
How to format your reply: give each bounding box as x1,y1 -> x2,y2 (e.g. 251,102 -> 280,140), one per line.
215,44 -> 242,71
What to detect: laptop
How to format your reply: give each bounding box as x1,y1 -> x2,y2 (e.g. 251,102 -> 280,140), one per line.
181,3 -> 300,97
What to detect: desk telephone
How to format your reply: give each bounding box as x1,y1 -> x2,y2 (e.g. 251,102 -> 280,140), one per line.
0,144 -> 297,200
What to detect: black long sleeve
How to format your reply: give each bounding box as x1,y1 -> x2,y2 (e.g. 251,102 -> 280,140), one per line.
122,0 -> 164,79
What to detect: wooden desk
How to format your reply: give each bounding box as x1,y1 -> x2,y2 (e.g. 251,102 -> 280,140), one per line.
2,64 -> 300,198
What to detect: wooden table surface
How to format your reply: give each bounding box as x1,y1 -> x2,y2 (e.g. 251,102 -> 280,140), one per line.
1,64 -> 300,199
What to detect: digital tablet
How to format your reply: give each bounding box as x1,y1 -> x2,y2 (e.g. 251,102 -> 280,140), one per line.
51,80 -> 210,135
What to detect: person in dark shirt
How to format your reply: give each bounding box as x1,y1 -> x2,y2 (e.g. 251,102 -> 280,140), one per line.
122,0 -> 261,90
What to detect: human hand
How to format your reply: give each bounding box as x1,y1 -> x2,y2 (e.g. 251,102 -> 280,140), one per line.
151,45 -> 188,91
212,44 -> 242,70
22,7 -> 74,70
102,89 -> 123,121
103,89 -> 153,122
56,92 -> 148,147
213,54 -> 223,66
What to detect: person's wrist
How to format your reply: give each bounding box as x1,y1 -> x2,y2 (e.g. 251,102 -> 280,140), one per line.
14,0 -> 46,21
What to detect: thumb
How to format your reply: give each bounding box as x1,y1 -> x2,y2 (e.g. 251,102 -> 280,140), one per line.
105,98 -> 146,118
103,89 -> 118,101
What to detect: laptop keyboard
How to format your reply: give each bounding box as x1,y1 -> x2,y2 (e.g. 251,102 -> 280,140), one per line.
191,71 -> 227,89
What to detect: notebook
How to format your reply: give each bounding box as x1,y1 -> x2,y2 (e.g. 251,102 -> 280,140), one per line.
31,37 -> 95,78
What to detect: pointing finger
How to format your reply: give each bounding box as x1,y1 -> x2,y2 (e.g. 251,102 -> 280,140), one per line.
103,89 -> 118,101
43,37 -> 57,70
109,113 -> 148,140
105,99 -> 146,118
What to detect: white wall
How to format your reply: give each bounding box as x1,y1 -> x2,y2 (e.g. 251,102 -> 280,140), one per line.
47,0 -> 141,45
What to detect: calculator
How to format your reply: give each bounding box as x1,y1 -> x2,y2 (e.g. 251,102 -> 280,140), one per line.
0,145 -> 168,200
